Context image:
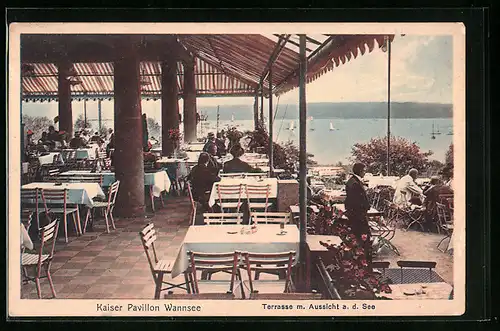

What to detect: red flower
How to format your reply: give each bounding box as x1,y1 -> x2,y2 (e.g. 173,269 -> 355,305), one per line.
361,259 -> 368,267
361,234 -> 368,241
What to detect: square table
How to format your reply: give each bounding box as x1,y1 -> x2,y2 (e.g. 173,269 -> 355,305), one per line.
208,177 -> 278,207
171,224 -> 299,278
22,182 -> 105,207
376,282 -> 453,300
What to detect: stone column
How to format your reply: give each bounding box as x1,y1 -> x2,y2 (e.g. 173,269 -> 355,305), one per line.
161,59 -> 180,155
57,62 -> 73,138
113,36 -> 145,217
183,59 -> 197,143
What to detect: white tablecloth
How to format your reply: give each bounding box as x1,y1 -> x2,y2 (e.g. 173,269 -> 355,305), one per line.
171,224 -> 299,278
22,182 -> 105,207
208,178 -> 278,207
60,170 -> 171,197
38,152 -> 63,165
185,143 -> 204,152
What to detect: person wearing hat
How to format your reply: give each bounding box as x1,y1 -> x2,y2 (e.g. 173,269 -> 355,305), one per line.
203,132 -> 217,154
223,144 -> 256,174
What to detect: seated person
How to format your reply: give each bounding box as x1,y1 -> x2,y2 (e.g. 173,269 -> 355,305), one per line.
206,144 -> 222,175
186,152 -> 221,210
47,125 -> 59,142
223,144 -> 257,174
215,132 -> 227,157
423,176 -> 454,228
90,132 -> 104,144
69,131 -> 86,149
203,132 -> 217,154
37,132 -> 49,145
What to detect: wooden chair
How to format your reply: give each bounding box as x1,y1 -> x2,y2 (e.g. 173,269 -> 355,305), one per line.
215,183 -> 244,213
396,261 -> 437,283
42,189 -> 81,243
21,188 -> 48,229
240,251 -> 296,299
316,257 -> 341,299
245,184 -> 273,213
436,202 -> 453,252
42,168 -> 61,181
220,173 -> 245,178
203,213 -> 243,225
21,210 -> 34,234
21,219 -> 60,299
139,223 -> 191,299
83,180 -> 119,234
186,181 -> 198,225
250,212 -> 290,224
187,251 -> 244,298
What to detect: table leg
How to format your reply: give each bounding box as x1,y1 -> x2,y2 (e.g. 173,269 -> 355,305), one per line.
304,247 -> 313,292
150,186 -> 155,212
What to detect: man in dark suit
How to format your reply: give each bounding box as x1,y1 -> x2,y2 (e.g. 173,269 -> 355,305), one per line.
345,162 -> 372,270
223,145 -> 257,173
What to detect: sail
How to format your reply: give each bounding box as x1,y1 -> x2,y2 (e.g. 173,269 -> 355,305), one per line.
329,122 -> 335,130
289,121 -> 295,130
231,113 -> 235,122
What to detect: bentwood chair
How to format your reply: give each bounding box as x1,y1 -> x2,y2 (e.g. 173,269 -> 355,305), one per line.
83,180 -> 120,234
139,223 -> 191,299
21,219 -> 60,299
43,189 -> 81,243
186,251 -> 244,299
249,212 -> 290,225
240,251 -> 296,299
245,184 -> 273,213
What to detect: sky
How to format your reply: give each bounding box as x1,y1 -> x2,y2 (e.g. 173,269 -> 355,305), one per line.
21,34 -> 453,125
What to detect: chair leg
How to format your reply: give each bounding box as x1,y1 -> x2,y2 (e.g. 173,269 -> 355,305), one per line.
83,209 -> 91,234
46,265 -> 57,298
35,277 -> 42,299
63,214 -> 68,243
154,272 -> 164,299
183,272 -> 191,294
109,209 -> 116,230
71,213 -> 79,237
76,207 -> 82,235
104,211 -> 110,234
150,187 -> 155,212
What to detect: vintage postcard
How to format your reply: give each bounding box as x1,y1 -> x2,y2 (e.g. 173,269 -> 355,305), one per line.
8,22 -> 465,317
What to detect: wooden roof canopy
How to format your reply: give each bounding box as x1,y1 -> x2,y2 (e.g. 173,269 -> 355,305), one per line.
20,34 -> 394,102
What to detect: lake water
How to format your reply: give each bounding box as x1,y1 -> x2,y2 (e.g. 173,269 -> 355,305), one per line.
197,118 -> 453,165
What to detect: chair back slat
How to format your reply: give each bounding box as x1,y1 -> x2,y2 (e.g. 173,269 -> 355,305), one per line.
397,261 -> 436,269
39,219 -> 60,260
250,212 -> 289,224
203,213 -> 243,225
108,180 -> 120,205
139,223 -> 160,282
42,189 -> 67,203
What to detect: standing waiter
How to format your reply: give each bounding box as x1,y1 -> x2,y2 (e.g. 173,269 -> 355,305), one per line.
344,162 -> 372,271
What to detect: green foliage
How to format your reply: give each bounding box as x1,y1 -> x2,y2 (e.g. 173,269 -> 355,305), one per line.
147,117 -> 161,139
350,136 -> 433,177
74,114 -> 92,132
21,114 -> 54,140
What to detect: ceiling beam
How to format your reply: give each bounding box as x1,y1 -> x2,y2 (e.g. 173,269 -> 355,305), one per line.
260,34 -> 292,86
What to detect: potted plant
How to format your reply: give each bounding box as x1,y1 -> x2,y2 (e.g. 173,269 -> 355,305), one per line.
167,128 -> 182,157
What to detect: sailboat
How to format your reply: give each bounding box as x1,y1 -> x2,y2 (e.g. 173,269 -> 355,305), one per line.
435,123 -> 442,135
289,120 -> 295,131
431,123 -> 436,140
447,127 -> 453,135
329,122 -> 337,131
231,113 -> 235,122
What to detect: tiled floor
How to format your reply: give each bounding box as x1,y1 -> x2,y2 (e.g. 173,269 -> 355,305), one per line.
21,195 -> 192,299
20,196 -> 454,299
